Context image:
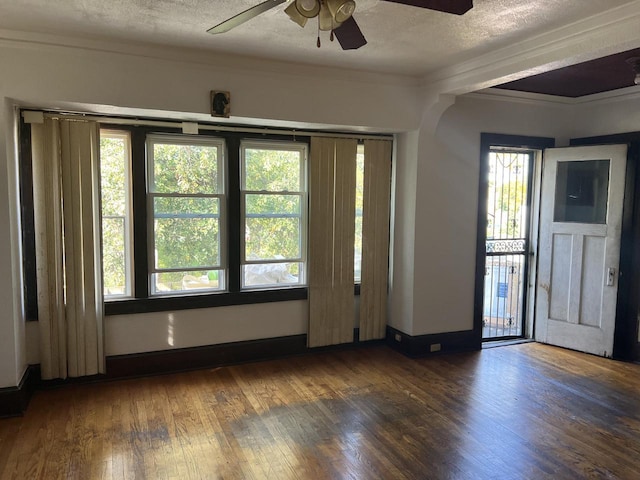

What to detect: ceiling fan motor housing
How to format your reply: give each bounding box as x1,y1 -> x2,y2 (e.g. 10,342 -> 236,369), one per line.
296,0 -> 321,18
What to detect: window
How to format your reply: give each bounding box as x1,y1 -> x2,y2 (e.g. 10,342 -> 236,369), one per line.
22,114 -> 387,317
96,127 -> 310,310
86,123 -> 372,313
241,141 -> 307,289
354,144 -> 364,282
147,135 -> 226,295
100,130 -> 133,298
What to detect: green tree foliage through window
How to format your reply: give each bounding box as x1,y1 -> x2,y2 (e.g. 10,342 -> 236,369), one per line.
152,144 -> 220,194
148,137 -> 225,293
98,128 -> 371,304
242,143 -> 306,288
487,151 -> 529,240
100,133 -> 131,297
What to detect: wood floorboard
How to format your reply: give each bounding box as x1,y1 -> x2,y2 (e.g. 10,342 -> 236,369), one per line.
1,343 -> 640,479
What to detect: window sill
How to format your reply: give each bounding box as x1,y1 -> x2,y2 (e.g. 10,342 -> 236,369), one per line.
104,287 -> 308,316
105,284 -> 361,316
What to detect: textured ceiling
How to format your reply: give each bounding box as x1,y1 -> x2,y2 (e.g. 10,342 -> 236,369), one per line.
0,0 -> 634,77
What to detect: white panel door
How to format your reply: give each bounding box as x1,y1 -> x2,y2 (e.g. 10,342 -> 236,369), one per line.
535,144 -> 627,357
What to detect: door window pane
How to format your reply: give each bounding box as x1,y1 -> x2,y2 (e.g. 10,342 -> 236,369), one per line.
554,160 -> 609,224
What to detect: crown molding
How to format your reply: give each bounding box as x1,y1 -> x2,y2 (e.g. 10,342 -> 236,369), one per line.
0,28 -> 420,89
466,85 -> 640,108
464,89 -> 575,107
570,85 -> 640,106
422,0 -> 640,95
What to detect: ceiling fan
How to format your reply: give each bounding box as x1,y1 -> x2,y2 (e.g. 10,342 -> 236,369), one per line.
207,0 -> 473,50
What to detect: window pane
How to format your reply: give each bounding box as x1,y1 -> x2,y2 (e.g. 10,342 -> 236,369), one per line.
152,270 -> 225,294
243,262 -> 303,288
100,132 -> 131,298
155,196 -> 220,216
102,217 -> 126,295
245,194 -> 301,260
554,160 -> 609,224
244,148 -> 301,191
246,217 -> 301,260
246,194 -> 300,215
355,145 -> 364,282
152,142 -> 220,194
245,194 -> 302,260
154,197 -> 220,269
101,136 -> 127,216
487,152 -> 529,239
242,142 -> 306,290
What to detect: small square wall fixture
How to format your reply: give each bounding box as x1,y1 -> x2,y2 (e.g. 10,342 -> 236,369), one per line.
211,91 -> 230,118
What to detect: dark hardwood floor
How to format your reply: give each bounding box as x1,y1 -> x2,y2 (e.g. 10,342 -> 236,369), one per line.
1,342 -> 639,479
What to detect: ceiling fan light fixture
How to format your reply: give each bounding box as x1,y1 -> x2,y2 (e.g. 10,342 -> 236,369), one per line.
285,1 -> 309,27
318,4 -> 334,31
295,0 -> 321,17
326,0 -> 356,24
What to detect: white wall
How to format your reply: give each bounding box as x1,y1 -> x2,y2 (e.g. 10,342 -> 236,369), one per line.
0,98 -> 25,388
410,94 -> 575,336
388,130 -> 419,334
106,302 -> 309,356
571,93 -> 640,139
0,34 -> 422,386
0,34 -> 421,131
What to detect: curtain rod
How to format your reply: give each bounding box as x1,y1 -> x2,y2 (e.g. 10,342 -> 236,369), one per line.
23,110 -> 394,141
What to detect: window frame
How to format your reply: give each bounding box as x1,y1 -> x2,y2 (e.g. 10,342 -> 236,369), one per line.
146,134 -> 227,296
240,140 -> 308,290
100,129 -> 135,299
101,125 -> 311,315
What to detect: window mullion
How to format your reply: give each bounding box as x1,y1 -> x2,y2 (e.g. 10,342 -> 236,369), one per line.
227,136 -> 242,293
131,128 -> 149,298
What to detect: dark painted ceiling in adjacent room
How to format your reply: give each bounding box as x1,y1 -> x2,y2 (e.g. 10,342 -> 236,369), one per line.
496,47 -> 640,98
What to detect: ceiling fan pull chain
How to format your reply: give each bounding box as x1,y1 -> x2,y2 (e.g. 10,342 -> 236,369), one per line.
317,15 -> 321,48
330,6 -> 334,42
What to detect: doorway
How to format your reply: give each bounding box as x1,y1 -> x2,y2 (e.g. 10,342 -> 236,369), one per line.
482,148 -> 534,340
475,134 -> 633,358
534,144 -> 627,357
474,134 -> 555,343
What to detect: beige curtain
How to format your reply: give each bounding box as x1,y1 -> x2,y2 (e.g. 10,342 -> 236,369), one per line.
32,118 -> 104,380
308,137 -> 357,347
359,139 -> 392,341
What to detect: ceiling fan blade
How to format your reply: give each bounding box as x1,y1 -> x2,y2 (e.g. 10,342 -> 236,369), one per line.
381,0 -> 473,15
207,0 -> 287,34
334,16 -> 367,50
